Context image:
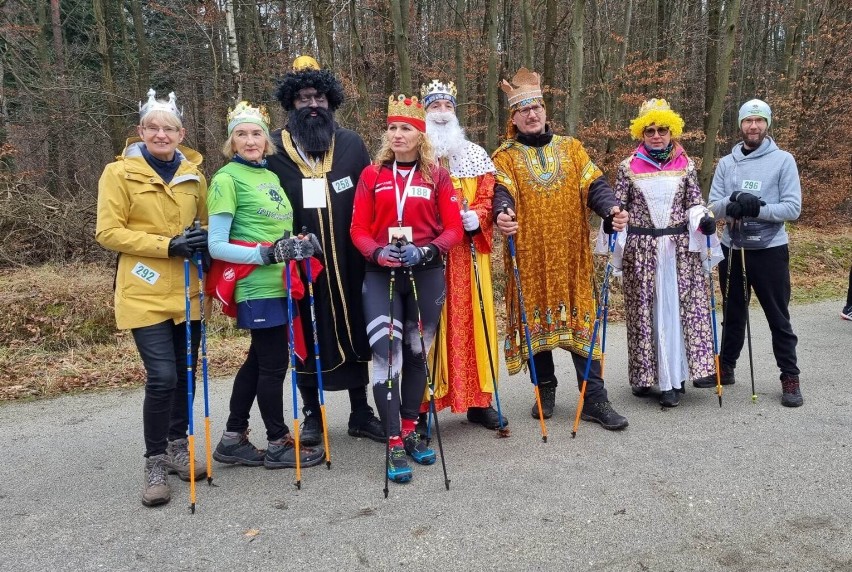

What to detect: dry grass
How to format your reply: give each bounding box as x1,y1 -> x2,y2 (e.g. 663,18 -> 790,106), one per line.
1,225 -> 848,401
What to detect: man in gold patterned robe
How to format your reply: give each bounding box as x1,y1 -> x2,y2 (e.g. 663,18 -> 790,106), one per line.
492,67 -> 629,430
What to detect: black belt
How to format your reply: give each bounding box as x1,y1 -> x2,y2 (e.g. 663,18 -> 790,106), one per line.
627,224 -> 688,237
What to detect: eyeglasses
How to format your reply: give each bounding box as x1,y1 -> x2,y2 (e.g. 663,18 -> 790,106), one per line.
516,104 -> 544,117
643,126 -> 670,137
296,92 -> 328,105
142,125 -> 180,135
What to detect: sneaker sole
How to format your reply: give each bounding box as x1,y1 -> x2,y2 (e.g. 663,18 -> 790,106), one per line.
212,452 -> 265,467
409,453 -> 436,465
388,470 -> 413,483
580,413 -> 629,430
166,467 -> 210,481
841,312 -> 852,321
141,494 -> 171,507
264,455 -> 325,470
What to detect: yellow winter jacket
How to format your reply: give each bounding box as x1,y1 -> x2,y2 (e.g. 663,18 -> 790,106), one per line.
96,138 -> 208,330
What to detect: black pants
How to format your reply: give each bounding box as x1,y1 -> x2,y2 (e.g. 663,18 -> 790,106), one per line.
530,349 -> 609,404
719,244 -> 799,376
226,325 -> 290,442
363,267 -> 444,438
132,320 -> 200,457
846,265 -> 852,306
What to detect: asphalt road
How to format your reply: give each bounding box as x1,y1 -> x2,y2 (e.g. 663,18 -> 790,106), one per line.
1,300 -> 850,571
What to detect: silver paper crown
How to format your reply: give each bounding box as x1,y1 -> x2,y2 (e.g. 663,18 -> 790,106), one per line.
139,88 -> 182,120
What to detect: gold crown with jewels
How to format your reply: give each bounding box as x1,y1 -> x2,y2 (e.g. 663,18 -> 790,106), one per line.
227,101 -> 271,134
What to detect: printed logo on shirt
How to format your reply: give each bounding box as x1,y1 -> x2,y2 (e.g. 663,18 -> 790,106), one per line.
265,187 -> 287,210
331,176 -> 354,193
741,180 -> 762,192
408,186 -> 431,200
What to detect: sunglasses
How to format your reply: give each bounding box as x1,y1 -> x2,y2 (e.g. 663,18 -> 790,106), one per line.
643,126 -> 670,137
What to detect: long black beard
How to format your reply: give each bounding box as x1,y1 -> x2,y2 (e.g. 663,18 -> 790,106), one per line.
288,107 -> 335,156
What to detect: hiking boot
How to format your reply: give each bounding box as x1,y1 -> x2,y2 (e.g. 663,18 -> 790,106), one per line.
213,430 -> 265,467
659,390 -> 681,407
164,438 -> 207,481
264,434 -> 325,469
780,374 -> 804,407
631,385 -> 660,398
300,415 -> 323,447
141,454 -> 171,507
581,401 -> 629,430
531,385 -> 556,419
466,406 -> 508,430
347,415 -> 385,443
693,366 -> 735,388
841,303 -> 852,321
403,431 -> 436,465
387,445 -> 413,483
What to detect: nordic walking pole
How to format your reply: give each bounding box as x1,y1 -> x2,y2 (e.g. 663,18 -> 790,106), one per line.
425,318 -> 440,444
383,257 -> 398,498
183,256 -> 197,513
193,222 -> 214,485
706,234 -> 723,408
572,232 -> 616,438
740,245 -> 757,403
284,240 -> 303,489
300,229 -> 332,469
600,233 -> 615,379
501,203 -> 547,442
406,262 -> 450,491
462,199 -> 508,438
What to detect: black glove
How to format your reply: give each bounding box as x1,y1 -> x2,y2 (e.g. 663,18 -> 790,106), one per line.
185,226 -> 208,254
168,235 -> 194,259
730,191 -> 764,218
373,244 -> 403,267
725,201 -> 745,220
297,232 -> 323,259
698,214 -> 716,236
259,235 -> 297,265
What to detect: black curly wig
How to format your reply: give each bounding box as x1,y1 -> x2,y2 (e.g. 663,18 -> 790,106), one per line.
274,69 -> 345,112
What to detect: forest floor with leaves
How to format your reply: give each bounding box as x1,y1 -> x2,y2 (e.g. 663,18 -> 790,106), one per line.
1,224 -> 849,401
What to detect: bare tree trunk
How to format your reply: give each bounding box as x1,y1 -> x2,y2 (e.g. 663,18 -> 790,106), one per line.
311,0 -> 334,67
348,0 -> 369,126
129,0 -> 150,94
782,0 -> 807,92
520,0 -> 534,68
0,55 -> 10,173
92,0 -> 124,154
224,0 -> 242,101
485,0 -> 500,150
390,0 -> 412,93
606,0 -> 633,153
703,0 -> 721,134
699,0 -> 743,195
542,0 -> 558,113
566,0 -> 586,135
49,0 -> 63,74
454,0 -> 467,125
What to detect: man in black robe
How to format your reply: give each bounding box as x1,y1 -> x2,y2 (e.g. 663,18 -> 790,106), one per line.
267,56 -> 383,444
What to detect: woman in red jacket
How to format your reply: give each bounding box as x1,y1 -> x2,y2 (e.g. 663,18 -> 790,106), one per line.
350,94 -> 463,484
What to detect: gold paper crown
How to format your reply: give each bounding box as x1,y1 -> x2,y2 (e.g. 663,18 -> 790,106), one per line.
629,98 -> 684,140
387,94 -> 426,131
500,68 -> 543,109
227,101 -> 271,134
139,88 -> 182,120
420,80 -> 458,108
292,55 -> 320,71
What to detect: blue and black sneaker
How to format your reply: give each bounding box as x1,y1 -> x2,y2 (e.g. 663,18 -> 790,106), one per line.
387,445 -> 412,483
403,431 -> 436,465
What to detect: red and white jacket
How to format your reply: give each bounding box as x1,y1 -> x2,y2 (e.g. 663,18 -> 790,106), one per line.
350,162 -> 463,262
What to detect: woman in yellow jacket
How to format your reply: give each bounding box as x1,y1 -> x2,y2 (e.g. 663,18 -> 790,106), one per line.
96,90 -> 208,507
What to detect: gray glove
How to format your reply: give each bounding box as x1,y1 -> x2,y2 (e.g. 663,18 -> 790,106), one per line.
260,234 -> 297,265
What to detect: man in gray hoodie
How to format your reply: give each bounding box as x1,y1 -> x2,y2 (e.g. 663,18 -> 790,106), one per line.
702,99 -> 803,407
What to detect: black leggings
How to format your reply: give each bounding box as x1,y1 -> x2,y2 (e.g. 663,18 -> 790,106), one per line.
132,320 -> 200,457
363,267 -> 444,438
226,325 -> 290,441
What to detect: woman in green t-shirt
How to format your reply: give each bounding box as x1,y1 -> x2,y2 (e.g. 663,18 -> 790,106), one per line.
207,101 -> 323,470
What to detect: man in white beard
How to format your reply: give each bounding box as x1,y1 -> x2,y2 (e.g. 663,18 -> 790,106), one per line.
418,79 -> 507,433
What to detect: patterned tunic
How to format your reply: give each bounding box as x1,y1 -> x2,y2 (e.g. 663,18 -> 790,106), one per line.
492,135 -> 603,375
613,145 -> 715,389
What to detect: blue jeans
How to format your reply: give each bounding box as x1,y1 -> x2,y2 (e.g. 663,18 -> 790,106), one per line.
132,320 -> 200,457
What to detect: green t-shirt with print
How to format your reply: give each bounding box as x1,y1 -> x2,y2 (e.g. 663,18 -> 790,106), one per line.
207,161 -> 293,303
